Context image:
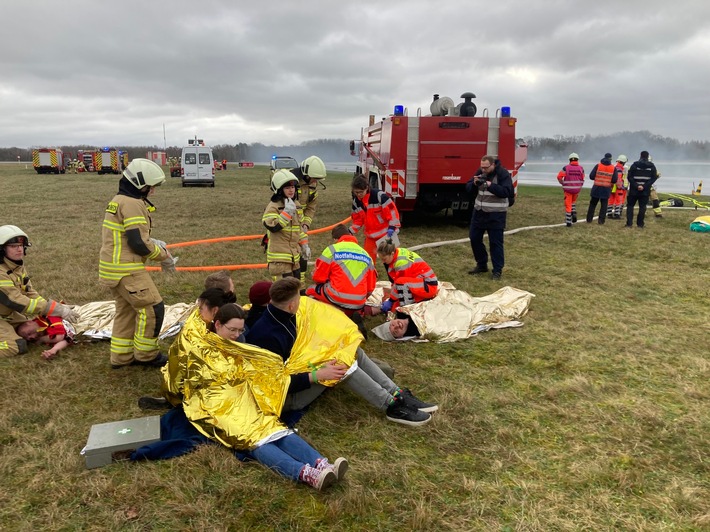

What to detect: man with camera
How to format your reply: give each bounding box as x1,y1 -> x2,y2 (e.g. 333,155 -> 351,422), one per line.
465,155 -> 514,280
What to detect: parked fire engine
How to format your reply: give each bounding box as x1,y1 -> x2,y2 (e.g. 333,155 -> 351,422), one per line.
350,92 -> 527,220
94,147 -> 121,174
32,148 -> 68,174
77,149 -> 97,171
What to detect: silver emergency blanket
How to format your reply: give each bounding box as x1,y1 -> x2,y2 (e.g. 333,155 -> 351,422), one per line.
369,282 -> 534,343
67,301 -> 195,341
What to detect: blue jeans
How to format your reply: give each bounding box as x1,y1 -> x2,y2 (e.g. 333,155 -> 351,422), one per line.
249,433 -> 323,482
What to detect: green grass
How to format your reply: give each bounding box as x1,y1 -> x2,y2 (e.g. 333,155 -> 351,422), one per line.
1,163 -> 710,530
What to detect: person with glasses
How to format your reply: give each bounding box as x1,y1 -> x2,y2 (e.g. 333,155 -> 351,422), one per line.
211,303 -> 246,342
465,155 -> 514,280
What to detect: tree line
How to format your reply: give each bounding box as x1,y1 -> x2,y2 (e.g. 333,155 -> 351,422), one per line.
2,131 -> 709,163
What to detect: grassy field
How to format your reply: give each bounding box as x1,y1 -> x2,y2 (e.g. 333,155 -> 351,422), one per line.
1,163 -> 709,530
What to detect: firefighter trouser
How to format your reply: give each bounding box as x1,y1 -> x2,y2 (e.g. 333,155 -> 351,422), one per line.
299,256 -> 308,284
650,187 -> 662,215
109,271 -> 165,366
563,191 -> 580,225
391,278 -> 439,309
0,320 -> 29,357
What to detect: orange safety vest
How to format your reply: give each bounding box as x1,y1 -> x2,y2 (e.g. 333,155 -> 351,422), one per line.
593,163 -> 615,188
350,189 -> 401,240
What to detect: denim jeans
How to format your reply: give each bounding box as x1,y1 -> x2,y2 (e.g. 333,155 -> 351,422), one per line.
249,433 -> 323,482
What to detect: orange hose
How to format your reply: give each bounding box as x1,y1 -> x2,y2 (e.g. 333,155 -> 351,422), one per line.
152,216 -> 353,272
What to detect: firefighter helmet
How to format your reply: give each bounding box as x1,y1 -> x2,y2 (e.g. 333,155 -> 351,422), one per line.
123,158 -> 166,189
0,225 -> 30,249
568,153 -> 579,161
300,156 -> 326,179
270,169 -> 299,194
616,154 -> 628,163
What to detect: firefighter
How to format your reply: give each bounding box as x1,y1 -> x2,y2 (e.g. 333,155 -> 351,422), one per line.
608,155 -> 629,219
99,158 -> 173,369
349,174 -> 401,264
222,159 -> 227,170
1,225 -> 79,357
648,156 -> 663,218
262,169 -> 310,283
305,224 -> 376,337
77,160 -> 86,173
376,239 -> 438,313
288,156 -> 327,283
556,152 -> 585,227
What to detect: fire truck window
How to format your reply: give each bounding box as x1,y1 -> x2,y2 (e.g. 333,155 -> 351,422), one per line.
199,153 -> 211,164
185,153 -> 197,164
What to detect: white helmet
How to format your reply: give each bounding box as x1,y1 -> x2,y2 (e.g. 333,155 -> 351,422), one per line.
123,158 -> 166,189
568,152 -> 579,160
616,154 -> 628,163
271,169 -> 299,194
0,225 -> 30,247
300,155 -> 326,179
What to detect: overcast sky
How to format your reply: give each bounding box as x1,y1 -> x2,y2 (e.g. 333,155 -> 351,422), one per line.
2,0 -> 709,148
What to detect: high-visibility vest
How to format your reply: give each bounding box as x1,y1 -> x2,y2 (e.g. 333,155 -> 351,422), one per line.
351,189 -> 401,240
593,163 -> 615,188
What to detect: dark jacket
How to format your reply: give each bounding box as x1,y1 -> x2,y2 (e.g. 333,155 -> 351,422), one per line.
244,304 -> 310,393
465,161 -> 513,226
627,158 -> 658,196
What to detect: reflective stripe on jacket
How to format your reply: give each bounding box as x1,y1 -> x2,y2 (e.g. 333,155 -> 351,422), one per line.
263,199 -> 308,265
592,163 -> 615,188
385,248 -> 438,302
311,235 -> 376,309
351,188 -> 401,240
99,194 -> 166,285
0,257 -> 55,320
557,162 -> 585,194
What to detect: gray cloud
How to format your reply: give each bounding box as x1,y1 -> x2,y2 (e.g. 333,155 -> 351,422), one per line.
2,0 -> 709,148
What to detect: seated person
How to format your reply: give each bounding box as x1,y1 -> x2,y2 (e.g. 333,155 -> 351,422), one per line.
245,280 -> 272,329
246,278 -> 437,427
16,315 -> 74,359
305,223 -> 375,337
204,270 -> 235,299
210,303 -> 246,342
375,239 -> 438,314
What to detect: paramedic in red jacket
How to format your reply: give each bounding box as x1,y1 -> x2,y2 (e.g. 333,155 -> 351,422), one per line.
556,152 -> 585,227
306,224 -> 376,314
376,239 -> 438,314
348,174 -> 401,263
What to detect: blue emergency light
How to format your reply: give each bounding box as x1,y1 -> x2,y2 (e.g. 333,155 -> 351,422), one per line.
393,105 -> 404,116
103,146 -> 110,151
271,155 -> 277,160
501,106 -> 511,117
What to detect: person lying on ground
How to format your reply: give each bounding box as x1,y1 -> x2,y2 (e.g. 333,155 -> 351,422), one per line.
16,315 -> 75,359
245,278 -> 437,427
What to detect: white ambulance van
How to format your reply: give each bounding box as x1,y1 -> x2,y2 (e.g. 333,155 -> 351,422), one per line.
181,139 -> 215,187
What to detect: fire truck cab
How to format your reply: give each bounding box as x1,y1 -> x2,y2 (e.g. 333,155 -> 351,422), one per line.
351,92 -> 527,221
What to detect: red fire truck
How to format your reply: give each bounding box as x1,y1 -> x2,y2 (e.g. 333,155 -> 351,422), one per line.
350,92 -> 527,220
32,148 -> 68,174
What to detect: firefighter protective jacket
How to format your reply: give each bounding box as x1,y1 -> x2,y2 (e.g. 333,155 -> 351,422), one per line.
350,188 -> 401,240
291,167 -> 319,229
99,180 -> 168,287
0,257 -> 60,322
262,197 -> 308,266
311,235 -> 376,310
384,248 -> 439,304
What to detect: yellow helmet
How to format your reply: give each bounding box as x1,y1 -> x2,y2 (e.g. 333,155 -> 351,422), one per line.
270,169 -> 299,194
300,155 -> 326,179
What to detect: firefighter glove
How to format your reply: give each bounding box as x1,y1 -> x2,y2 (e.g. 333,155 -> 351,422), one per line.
283,198 -> 297,216
380,299 -> 393,313
161,255 -> 179,273
51,302 -> 80,323
301,244 -> 312,261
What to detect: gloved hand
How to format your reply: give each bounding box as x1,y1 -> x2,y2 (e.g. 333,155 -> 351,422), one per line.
301,224 -> 309,234
386,227 -> 395,238
51,302 -> 80,323
380,299 -> 393,313
150,238 -> 168,253
301,243 -> 311,261
283,198 -> 297,216
161,255 -> 179,273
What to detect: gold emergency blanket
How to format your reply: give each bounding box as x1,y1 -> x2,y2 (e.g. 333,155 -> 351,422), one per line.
369,282 -> 535,343
162,297 -> 361,450
68,300 -> 194,340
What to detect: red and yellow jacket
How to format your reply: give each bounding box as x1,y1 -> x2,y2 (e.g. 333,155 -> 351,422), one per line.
311,235 -> 376,309
350,188 -> 401,240
384,248 -> 438,304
